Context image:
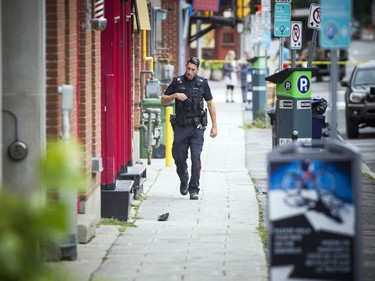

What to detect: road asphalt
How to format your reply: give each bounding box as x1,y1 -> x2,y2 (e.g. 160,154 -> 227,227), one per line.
57,79 -> 374,281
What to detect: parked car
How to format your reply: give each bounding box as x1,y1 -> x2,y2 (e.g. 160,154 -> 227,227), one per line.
340,61 -> 375,138
314,48 -> 348,81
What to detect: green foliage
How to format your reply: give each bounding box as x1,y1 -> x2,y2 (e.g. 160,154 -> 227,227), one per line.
363,173 -> 375,186
99,218 -> 137,233
40,139 -> 86,192
210,63 -> 223,70
256,225 -> 268,247
241,117 -> 266,130
0,139 -> 85,281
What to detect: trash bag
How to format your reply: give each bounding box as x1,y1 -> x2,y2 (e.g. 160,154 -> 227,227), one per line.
311,96 -> 328,115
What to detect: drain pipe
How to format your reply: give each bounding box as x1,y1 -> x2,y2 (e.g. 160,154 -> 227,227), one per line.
140,29 -> 156,99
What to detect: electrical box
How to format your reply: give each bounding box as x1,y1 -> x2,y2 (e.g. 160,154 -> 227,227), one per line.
162,64 -> 174,81
146,78 -> 160,98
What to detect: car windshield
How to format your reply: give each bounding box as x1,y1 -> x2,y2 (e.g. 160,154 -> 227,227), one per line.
354,68 -> 375,87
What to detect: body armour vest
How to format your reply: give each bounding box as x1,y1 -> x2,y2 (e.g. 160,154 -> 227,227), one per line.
175,75 -> 205,118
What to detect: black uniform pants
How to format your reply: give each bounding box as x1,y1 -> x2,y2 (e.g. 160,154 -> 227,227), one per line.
172,125 -> 205,194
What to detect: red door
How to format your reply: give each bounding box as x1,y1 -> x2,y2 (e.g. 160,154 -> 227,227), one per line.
101,0 -> 132,189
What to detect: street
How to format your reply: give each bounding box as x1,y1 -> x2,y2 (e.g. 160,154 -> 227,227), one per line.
247,37 -> 375,280
310,39 -> 375,172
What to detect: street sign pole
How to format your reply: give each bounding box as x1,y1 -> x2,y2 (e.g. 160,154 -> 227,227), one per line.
307,4 -> 321,68
330,49 -> 338,139
291,48 -> 296,67
307,30 -> 317,68
320,0 -> 351,141
274,2 -> 291,71
279,38 -> 284,71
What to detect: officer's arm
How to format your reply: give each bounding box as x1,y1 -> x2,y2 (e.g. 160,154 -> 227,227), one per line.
207,100 -> 217,138
161,93 -> 187,105
161,93 -> 176,105
161,77 -> 186,105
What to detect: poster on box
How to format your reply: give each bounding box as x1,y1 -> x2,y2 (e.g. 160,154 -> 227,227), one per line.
267,142 -> 361,281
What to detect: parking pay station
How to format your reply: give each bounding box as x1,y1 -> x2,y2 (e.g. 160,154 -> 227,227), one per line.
248,56 -> 267,120
267,140 -> 362,281
266,67 -> 318,146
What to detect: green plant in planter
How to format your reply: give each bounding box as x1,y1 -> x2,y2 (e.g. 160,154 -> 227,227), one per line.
210,62 -> 223,70
0,139 -> 86,281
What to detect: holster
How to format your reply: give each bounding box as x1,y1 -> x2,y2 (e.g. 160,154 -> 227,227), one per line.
170,114 -> 177,127
200,109 -> 208,127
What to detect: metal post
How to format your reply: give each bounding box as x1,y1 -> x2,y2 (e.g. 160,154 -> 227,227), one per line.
291,49 -> 296,67
165,106 -> 173,167
58,84 -> 77,260
279,37 -> 284,71
330,49 -> 338,139
307,30 -> 318,68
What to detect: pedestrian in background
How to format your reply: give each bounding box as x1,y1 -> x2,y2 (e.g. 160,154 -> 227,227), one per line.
239,50 -> 252,103
222,50 -> 238,103
161,57 -> 218,200
274,42 -> 291,71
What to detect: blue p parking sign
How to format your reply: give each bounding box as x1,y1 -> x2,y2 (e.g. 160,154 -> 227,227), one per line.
298,75 -> 310,94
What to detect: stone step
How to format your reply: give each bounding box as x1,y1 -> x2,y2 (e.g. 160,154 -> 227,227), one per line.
101,180 -> 134,221
77,214 -> 97,244
120,163 -> 147,199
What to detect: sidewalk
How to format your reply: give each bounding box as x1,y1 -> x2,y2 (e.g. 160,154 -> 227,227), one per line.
59,80 -> 268,281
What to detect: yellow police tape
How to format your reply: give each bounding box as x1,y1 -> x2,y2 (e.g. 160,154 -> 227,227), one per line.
200,59 -> 366,65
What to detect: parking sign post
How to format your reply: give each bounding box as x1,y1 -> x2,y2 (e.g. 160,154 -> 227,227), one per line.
307,3 -> 321,68
274,1 -> 291,71
320,0 -> 351,139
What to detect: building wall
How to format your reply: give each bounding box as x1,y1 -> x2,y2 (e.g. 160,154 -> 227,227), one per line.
161,0 -> 180,76
2,0 -> 46,194
0,1 -> 2,184
133,32 -> 142,162
45,0 -> 101,219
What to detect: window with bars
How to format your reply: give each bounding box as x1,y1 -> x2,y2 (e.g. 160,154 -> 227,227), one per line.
222,31 -> 234,45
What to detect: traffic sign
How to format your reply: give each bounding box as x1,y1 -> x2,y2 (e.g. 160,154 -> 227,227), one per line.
290,21 -> 302,49
320,0 -> 351,48
262,0 -> 271,12
262,10 -> 272,49
274,3 -> 291,37
308,3 -> 321,30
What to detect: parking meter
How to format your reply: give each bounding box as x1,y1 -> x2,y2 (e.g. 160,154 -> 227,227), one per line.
248,56 -> 267,120
266,67 -> 318,146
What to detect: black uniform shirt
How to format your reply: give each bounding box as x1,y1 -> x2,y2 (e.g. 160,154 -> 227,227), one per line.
164,74 -> 213,102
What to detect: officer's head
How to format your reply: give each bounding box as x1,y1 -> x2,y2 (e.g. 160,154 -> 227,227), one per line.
185,57 -> 200,80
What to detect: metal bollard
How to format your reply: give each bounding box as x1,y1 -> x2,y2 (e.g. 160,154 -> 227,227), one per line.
292,130 -> 299,142
165,106 -> 173,167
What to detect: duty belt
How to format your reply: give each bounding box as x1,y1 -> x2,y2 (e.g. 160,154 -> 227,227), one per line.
170,113 -> 207,127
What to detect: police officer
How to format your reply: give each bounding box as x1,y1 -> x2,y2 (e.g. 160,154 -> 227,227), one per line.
161,57 -> 217,200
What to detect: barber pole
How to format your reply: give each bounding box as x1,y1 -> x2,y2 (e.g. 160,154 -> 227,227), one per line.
94,0 -> 104,19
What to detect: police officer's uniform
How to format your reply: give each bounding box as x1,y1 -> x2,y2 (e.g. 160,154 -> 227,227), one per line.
164,74 -> 213,196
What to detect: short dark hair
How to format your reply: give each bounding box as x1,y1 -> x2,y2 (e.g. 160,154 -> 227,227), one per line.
187,57 -> 200,67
